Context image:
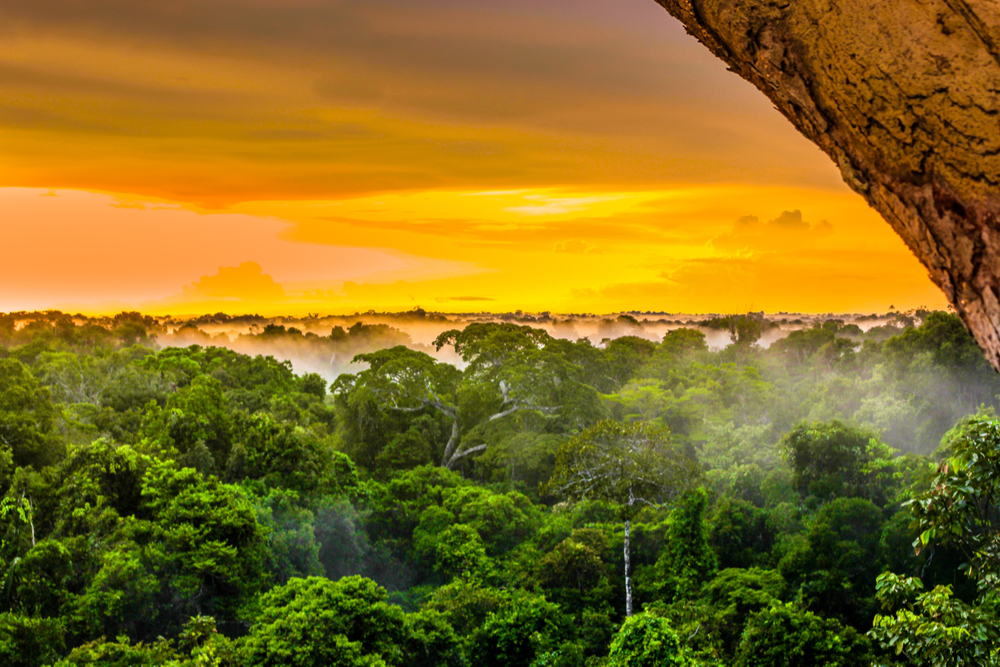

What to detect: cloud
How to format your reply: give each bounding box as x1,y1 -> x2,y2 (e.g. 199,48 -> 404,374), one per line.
1,184 -> 947,317
712,210 -> 835,251
0,0 -> 845,205
0,188 -> 430,311
553,240 -> 599,254
181,262 -> 286,301
580,244 -> 947,314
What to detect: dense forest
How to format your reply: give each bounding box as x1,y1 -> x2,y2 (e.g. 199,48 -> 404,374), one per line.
1,309 -> 998,666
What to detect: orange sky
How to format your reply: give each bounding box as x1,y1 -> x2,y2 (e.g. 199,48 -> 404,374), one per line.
0,0 -> 947,315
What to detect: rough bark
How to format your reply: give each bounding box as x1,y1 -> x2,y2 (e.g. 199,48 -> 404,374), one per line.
653,0 -> 1000,369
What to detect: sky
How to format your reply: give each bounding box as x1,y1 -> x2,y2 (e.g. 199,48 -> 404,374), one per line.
0,0 -> 947,315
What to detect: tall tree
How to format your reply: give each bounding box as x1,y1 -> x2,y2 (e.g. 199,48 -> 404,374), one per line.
343,324 -> 603,469
343,347 -> 464,468
547,420 -> 699,616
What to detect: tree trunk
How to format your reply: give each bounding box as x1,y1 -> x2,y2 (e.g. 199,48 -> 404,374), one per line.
624,517 -> 633,617
441,418 -> 462,469
652,0 -> 1000,370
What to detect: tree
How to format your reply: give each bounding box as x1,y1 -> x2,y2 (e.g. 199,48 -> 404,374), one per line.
229,412 -> 352,496
434,323 -> 579,466
701,568 -> 787,660
782,421 -> 896,503
347,347 -> 464,468
871,413 -> 1000,665
734,603 -> 870,667
778,497 -> 884,628
433,323 -> 552,370
345,324 -> 605,470
113,463 -> 267,638
606,612 -> 692,667
660,328 -> 708,357
547,420 -> 699,616
401,609 -> 462,667
603,337 -> 658,391
869,573 -> 1000,667
164,374 -> 232,466
0,358 -> 59,470
0,613 -> 65,667
431,524 -> 492,582
241,576 -> 407,667
883,312 -> 990,376
709,498 -> 774,570
465,594 -> 563,667
910,413 -> 1000,590
770,326 -> 838,366
655,488 -> 717,600
536,533 -> 613,615
721,314 -> 763,348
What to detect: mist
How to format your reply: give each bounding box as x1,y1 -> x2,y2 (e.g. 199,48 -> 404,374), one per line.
148,307 -> 924,382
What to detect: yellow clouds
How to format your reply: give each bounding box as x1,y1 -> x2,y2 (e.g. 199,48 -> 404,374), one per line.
226,185 -> 946,314
0,0 -> 843,205
0,184 -> 946,315
712,211 -> 834,252
181,262 -> 286,302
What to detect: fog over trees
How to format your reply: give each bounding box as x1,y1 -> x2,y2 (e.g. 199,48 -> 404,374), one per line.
0,307 -> 999,665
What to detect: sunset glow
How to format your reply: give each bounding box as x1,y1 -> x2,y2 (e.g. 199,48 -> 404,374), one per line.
0,0 -> 946,315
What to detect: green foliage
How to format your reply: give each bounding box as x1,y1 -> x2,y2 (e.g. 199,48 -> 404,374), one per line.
0,613 -> 66,667
536,532 -> 613,614
3,312 -> 1000,666
660,328 -> 709,357
548,420 -> 697,517
55,614 -> 236,666
872,414 -> 1000,666
770,325 -> 840,364
606,612 -> 692,667
56,636 -> 180,667
229,412 -> 350,496
65,463 -> 268,639
425,579 -> 508,638
870,572 -> 1000,667
252,489 -> 323,585
883,312 -> 989,375
656,488 -> 718,600
701,568 -> 787,658
375,427 -> 434,479
782,421 -> 896,502
779,497 -> 883,627
910,412 -> 1000,590
432,524 -> 492,581
709,498 -> 775,570
0,358 -> 59,469
734,603 -> 871,667
241,576 -> 406,667
717,314 -> 764,348
466,593 -> 563,667
401,609 -> 462,667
